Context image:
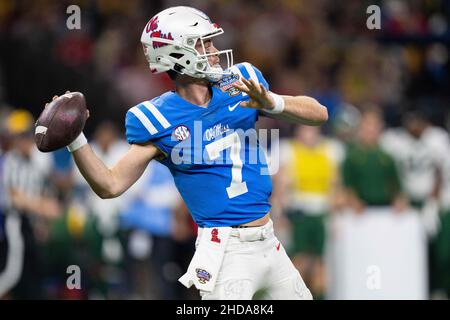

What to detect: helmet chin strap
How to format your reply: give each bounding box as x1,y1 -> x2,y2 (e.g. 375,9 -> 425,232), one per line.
180,61 -> 227,82
205,65 -> 225,82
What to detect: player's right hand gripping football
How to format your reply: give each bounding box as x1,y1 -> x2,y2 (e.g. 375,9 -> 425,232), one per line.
36,91 -> 89,152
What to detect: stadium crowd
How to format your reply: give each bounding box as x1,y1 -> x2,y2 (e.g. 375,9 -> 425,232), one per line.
0,0 -> 449,299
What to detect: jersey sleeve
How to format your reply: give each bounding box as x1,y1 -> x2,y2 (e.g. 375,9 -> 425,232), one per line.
427,128 -> 450,167
231,62 -> 269,90
125,110 -> 152,144
379,129 -> 403,160
125,101 -> 172,145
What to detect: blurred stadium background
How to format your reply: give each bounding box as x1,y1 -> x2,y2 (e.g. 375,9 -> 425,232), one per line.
0,0 -> 450,299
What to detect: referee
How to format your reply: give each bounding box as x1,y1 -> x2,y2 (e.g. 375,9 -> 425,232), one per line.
0,110 -> 60,299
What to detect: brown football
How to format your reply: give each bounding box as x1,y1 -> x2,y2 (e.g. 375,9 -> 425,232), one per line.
35,92 -> 87,152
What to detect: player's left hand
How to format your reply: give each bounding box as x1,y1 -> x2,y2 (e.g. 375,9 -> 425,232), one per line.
232,78 -> 276,112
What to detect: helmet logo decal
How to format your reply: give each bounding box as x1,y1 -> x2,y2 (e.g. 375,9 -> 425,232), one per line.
145,16 -> 159,33
145,16 -> 174,49
150,30 -> 174,49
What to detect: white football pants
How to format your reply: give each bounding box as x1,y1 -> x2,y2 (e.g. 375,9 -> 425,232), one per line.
198,220 -> 313,300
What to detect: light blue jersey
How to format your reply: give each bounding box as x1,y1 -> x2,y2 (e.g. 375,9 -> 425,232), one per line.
125,62 -> 272,227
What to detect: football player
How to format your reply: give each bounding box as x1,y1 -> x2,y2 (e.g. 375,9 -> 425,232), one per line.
49,6 -> 327,299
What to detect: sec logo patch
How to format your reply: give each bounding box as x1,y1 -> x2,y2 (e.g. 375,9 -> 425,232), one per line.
173,125 -> 190,141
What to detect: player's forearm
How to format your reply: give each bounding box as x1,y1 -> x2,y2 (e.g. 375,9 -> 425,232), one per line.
278,96 -> 328,125
71,142 -> 158,199
26,197 -> 60,218
72,144 -> 123,199
431,166 -> 442,199
10,190 -> 60,218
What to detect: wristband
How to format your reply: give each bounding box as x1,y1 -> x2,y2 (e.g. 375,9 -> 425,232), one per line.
67,132 -> 87,152
265,92 -> 285,114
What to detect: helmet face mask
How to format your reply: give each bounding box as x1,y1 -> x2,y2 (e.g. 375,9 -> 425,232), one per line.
140,6 -> 233,82
193,31 -> 233,82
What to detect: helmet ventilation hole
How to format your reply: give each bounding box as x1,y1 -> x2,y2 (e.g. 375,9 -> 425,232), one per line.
169,53 -> 184,60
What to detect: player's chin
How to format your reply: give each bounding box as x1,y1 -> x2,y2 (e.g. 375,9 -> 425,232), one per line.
210,62 -> 221,70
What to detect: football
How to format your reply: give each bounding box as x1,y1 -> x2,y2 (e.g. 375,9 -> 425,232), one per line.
35,92 -> 87,152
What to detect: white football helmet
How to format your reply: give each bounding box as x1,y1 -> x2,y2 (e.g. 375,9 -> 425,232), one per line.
140,6 -> 233,82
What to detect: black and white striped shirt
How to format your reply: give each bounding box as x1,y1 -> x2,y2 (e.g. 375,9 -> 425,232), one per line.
1,148 -> 52,213
0,147 -> 52,296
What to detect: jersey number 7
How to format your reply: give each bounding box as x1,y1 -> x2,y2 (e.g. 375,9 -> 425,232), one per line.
205,132 -> 248,198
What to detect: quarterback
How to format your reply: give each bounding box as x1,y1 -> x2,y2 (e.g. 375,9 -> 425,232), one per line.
52,6 -> 327,299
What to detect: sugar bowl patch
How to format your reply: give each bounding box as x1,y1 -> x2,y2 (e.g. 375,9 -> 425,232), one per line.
214,74 -> 241,96
195,268 -> 212,284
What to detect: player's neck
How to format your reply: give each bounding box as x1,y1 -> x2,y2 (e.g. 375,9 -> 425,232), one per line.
175,76 -> 212,107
